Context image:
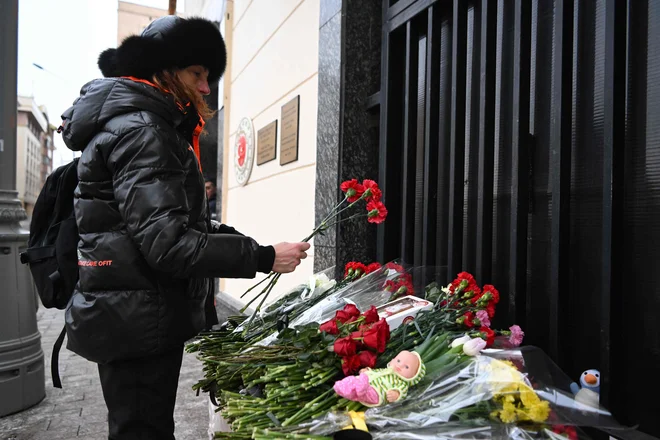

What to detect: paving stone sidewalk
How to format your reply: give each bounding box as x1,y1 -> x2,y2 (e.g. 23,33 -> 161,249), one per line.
0,307 -> 210,440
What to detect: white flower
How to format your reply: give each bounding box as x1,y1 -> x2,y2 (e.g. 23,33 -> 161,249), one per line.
463,337 -> 487,356
450,334 -> 471,348
306,274 -> 336,298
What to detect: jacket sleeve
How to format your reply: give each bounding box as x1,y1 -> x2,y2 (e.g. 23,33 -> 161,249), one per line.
108,125 -> 261,279
210,220 -> 244,236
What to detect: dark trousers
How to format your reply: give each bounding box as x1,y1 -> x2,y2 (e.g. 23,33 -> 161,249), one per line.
98,347 -> 184,440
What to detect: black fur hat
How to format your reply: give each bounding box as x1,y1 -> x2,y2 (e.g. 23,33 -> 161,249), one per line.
98,16 -> 226,83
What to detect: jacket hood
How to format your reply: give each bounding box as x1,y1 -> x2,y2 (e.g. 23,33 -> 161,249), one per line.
59,77 -> 184,152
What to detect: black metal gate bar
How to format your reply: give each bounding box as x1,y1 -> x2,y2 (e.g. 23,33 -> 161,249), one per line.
400,21 -> 418,263
413,30 -> 428,268
376,20 -> 390,264
374,0 -> 660,434
509,0 -> 532,326
447,0 -> 468,278
599,0 -> 626,411
475,0 -> 497,284
548,0 -> 574,363
434,11 -> 453,271
378,0 -> 405,263
421,6 -> 440,269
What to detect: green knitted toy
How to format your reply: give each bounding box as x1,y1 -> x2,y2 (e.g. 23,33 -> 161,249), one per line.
334,350 -> 426,407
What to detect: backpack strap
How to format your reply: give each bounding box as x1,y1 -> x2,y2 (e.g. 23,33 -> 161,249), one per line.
51,325 -> 67,388
20,246 -> 56,264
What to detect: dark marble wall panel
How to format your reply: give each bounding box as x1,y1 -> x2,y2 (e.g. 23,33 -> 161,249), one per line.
314,6 -> 342,272
335,0 -> 382,272
314,0 -> 382,274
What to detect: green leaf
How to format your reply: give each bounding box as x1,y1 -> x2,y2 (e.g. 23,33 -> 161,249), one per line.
297,352 -> 313,361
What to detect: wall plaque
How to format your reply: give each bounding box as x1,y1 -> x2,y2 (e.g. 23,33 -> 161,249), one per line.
280,96 -> 300,165
234,117 -> 255,186
257,120 -> 277,165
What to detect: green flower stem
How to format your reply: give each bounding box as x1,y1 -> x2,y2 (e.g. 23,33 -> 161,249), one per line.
239,272 -> 279,314
319,212 -> 369,231
239,188 -> 373,325
240,272 -> 276,299
318,194 -> 349,226
242,273 -> 281,330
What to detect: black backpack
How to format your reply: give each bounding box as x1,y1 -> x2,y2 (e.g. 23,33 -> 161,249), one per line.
20,158 -> 79,388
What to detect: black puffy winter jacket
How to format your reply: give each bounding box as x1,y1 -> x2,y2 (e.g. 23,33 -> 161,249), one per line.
60,77 -> 273,364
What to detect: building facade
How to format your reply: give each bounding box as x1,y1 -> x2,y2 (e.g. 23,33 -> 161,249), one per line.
117,1 -> 170,44
184,0 -> 659,436
16,96 -> 55,216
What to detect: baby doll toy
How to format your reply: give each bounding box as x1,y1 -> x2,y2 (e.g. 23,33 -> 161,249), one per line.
333,350 -> 426,407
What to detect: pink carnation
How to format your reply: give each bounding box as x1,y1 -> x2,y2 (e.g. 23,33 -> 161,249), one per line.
509,325 -> 525,347
476,310 -> 491,328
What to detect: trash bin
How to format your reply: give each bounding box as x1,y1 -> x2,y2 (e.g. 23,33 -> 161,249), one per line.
0,190 -> 45,416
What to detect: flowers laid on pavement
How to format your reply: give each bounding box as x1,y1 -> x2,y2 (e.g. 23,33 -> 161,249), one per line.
187,267 -> 624,439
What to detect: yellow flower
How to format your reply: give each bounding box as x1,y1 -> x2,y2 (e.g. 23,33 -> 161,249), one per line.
519,385 -> 541,407
502,393 -> 516,403
526,401 -> 550,422
515,408 -> 530,422
498,401 -> 518,423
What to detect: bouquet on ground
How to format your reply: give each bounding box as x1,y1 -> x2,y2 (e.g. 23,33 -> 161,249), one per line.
319,304 -> 391,376
306,345 -> 628,440
208,304 -> 394,438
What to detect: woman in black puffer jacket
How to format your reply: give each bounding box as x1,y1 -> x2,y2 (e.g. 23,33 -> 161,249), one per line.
59,16 -> 310,440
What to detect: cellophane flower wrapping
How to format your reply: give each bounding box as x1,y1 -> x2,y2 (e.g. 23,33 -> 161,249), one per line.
288,262 -> 413,327
303,346 -> 631,439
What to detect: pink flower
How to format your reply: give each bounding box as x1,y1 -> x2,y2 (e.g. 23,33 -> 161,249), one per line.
476,310 -> 491,328
509,325 -> 525,347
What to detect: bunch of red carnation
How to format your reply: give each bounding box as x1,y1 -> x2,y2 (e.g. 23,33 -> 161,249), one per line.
340,179 -> 388,224
443,272 -> 501,346
381,262 -> 414,300
343,261 -> 382,279
319,304 -> 391,376
548,410 -> 579,439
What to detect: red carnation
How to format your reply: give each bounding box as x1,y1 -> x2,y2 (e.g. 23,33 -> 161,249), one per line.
319,319 -> 339,335
334,336 -> 358,357
362,306 -> 380,324
486,304 -> 496,319
400,278 -> 415,296
482,285 -> 500,304
341,179 -> 365,203
385,262 -> 405,273
362,319 -> 390,353
354,263 -> 367,276
463,311 -> 475,329
367,200 -> 388,224
358,350 -> 378,369
451,272 -> 479,294
344,262 -> 368,277
553,425 -> 578,440
336,304 -> 361,323
342,354 -> 362,376
362,179 -> 382,202
480,326 -> 496,347
365,262 -> 382,274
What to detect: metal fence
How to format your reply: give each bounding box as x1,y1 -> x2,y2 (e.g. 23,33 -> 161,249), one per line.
375,0 -> 658,435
